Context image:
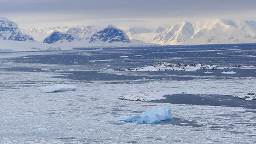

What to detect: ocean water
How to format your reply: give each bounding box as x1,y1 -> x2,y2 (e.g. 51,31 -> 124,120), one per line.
0,44 -> 256,143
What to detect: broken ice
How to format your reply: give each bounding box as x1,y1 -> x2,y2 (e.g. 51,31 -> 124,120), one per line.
118,107 -> 172,124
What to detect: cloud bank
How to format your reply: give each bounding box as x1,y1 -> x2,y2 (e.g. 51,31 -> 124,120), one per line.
1,0 -> 256,28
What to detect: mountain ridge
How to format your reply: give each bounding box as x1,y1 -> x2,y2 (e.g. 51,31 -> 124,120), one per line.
0,17 -> 34,41
152,19 -> 256,45
2,17 -> 256,45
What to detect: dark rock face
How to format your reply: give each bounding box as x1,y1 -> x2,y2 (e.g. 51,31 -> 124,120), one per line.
90,25 -> 130,43
43,31 -> 75,44
0,17 -> 34,41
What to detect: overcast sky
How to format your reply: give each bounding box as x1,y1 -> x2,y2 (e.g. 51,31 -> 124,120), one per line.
1,0 -> 256,28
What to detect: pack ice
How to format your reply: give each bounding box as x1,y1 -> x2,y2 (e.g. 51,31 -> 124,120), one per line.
118,107 -> 172,124
38,84 -> 77,93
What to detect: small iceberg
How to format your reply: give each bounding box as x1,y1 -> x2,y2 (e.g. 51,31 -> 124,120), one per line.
204,71 -> 213,74
54,70 -> 64,73
222,71 -> 236,74
38,84 -> 77,93
120,55 -> 129,58
118,107 -> 172,124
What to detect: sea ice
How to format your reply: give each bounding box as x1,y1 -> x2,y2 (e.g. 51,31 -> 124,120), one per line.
115,62 -> 256,72
38,84 -> 77,93
118,107 -> 172,124
116,62 -> 219,72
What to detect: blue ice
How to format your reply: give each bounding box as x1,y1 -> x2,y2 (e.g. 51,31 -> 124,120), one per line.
118,107 -> 172,124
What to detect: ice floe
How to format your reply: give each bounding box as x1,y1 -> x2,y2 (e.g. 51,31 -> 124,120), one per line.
38,84 -> 77,93
119,91 -> 167,101
120,55 -> 129,58
115,62 -> 256,72
118,107 -> 172,124
235,93 -> 256,100
222,71 -> 236,74
118,78 -> 256,101
116,62 -> 218,71
204,71 -> 213,74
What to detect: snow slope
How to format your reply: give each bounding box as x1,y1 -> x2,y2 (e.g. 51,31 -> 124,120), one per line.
67,26 -> 98,40
153,19 -> 256,45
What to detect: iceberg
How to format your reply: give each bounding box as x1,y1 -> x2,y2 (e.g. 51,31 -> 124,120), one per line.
118,107 -> 172,124
38,84 -> 77,93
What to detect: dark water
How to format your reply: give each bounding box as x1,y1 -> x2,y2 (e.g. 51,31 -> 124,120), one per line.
154,94 -> 256,109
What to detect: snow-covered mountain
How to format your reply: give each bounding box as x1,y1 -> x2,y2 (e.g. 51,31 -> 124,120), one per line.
67,26 -> 97,40
0,17 -> 34,41
90,25 -> 130,43
4,16 -> 256,46
21,26 -> 69,42
153,19 -> 256,45
43,31 -> 75,44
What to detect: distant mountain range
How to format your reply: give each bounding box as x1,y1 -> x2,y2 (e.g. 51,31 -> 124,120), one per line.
42,25 -> 130,44
129,19 -> 256,45
152,19 -> 256,45
2,17 -> 256,45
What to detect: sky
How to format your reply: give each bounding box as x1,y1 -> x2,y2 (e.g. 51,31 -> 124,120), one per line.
1,0 -> 256,29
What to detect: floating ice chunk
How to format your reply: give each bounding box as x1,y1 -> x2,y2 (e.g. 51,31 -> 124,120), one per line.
204,71 -> 213,74
118,107 -> 172,124
54,70 -> 63,72
38,84 -> 77,93
120,55 -> 129,58
222,71 -> 236,74
235,93 -> 256,100
47,47 -> 61,51
42,68 -> 50,71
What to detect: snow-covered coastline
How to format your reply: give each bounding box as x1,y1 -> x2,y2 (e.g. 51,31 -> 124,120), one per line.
0,39 -> 157,52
